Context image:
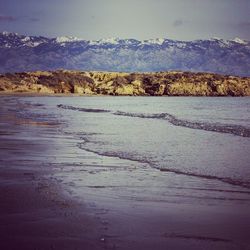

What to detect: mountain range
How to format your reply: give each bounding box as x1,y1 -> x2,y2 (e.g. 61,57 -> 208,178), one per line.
0,31 -> 249,76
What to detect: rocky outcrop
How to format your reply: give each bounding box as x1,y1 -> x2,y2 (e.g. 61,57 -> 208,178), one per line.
0,70 -> 249,96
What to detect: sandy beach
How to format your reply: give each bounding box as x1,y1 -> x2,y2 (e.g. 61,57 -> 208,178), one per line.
1,96 -> 250,250
0,97 -> 103,250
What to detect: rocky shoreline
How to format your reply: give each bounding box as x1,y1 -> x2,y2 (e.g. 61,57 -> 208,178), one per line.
0,70 -> 249,96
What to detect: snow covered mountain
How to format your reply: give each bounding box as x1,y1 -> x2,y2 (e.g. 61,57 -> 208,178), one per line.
0,31 -> 249,76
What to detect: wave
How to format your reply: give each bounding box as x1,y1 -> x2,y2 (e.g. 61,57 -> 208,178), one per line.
57,104 -> 250,137
58,104 -> 250,189
57,104 -> 110,113
114,111 -> 250,137
77,141 -> 250,189
159,168 -> 250,189
77,141 -> 150,165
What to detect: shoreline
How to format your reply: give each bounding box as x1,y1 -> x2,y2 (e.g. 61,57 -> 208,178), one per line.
0,99 -> 104,250
1,96 -> 250,250
0,92 -> 249,97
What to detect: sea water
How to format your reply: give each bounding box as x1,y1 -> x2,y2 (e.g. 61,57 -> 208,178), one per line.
3,96 -> 250,249
26,96 -> 250,187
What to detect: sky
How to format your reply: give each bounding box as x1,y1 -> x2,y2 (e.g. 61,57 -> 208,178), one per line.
0,0 -> 249,41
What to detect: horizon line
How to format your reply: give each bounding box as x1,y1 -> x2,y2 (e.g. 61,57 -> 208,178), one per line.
1,30 -> 249,43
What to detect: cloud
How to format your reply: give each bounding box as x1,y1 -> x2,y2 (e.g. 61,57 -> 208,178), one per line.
29,17 -> 40,22
0,15 -> 17,22
173,19 -> 183,27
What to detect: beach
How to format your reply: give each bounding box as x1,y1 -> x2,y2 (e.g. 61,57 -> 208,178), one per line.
1,95 -> 250,250
0,97 -> 104,250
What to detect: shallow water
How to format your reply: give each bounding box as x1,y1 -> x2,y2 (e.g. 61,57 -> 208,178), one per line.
2,96 -> 250,249
25,96 -> 250,187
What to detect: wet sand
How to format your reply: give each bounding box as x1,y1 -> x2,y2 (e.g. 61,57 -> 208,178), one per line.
1,96 -> 250,250
0,98 -> 103,250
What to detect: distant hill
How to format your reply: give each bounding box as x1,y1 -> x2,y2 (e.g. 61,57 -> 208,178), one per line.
0,70 -> 249,96
0,32 -> 249,76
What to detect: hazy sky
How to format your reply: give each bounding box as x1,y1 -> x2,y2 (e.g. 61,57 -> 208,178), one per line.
0,0 -> 249,40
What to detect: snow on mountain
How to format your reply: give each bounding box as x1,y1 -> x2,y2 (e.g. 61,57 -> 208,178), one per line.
20,36 -> 43,47
0,32 -> 249,76
210,37 -> 248,46
55,36 -> 84,43
89,37 -> 121,45
231,37 -> 248,45
141,38 -> 165,45
0,32 -> 49,48
2,31 -> 19,36
21,36 -> 30,42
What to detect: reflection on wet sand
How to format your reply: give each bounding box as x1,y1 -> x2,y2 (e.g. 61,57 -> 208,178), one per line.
0,96 -> 250,250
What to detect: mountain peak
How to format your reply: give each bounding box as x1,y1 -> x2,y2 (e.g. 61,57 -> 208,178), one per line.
21,36 -> 31,42
1,31 -> 19,36
231,37 -> 247,45
55,36 -> 84,43
89,37 -> 121,45
142,38 -> 165,45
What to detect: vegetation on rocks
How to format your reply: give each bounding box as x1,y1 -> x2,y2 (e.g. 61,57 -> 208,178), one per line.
0,70 -> 249,96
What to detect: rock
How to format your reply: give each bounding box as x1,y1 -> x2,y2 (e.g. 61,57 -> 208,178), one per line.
0,70 -> 249,96
73,85 -> 93,94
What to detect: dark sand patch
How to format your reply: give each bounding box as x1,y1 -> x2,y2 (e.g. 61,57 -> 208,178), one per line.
0,168 -> 103,250
0,98 -> 103,250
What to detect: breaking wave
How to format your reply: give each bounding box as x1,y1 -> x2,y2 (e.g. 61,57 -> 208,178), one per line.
114,111 -> 250,137
58,104 -> 250,137
57,104 -> 110,113
159,168 -> 250,189
77,140 -> 250,189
